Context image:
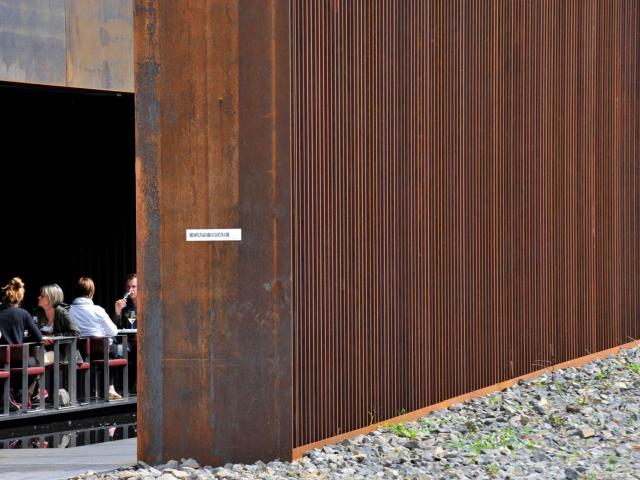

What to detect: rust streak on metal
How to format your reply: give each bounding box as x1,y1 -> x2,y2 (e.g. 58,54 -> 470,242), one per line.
135,0 -> 291,466
65,0 -> 134,92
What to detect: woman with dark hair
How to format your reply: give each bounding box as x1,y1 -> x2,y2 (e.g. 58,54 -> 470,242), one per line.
0,277 -> 44,409
0,277 -> 42,344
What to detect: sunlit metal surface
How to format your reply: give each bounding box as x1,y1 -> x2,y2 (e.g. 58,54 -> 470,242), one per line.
135,0 -> 291,466
0,0 -> 133,91
292,0 -> 640,448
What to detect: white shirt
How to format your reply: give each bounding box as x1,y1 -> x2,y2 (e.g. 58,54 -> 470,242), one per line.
70,297 -> 118,338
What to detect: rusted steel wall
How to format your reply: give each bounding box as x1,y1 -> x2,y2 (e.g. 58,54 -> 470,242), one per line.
66,0 -> 133,91
135,0 -> 291,466
0,0 -> 133,91
0,0 -> 66,86
292,0 -> 640,448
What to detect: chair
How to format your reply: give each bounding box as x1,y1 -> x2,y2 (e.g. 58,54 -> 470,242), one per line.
44,337 -> 82,408
89,336 -> 128,402
0,346 -> 10,415
9,343 -> 45,413
76,338 -> 91,404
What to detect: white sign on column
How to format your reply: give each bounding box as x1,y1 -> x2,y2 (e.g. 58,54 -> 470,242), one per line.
186,229 -> 242,241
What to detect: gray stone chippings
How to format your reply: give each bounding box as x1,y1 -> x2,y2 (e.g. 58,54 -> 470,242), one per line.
72,345 -> 640,479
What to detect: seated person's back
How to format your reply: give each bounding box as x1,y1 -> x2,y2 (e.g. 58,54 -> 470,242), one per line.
70,277 -> 123,400
0,277 -> 43,345
69,277 -> 117,338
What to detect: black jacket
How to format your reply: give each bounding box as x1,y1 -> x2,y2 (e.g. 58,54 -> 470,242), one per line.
0,303 -> 43,344
33,304 -> 81,337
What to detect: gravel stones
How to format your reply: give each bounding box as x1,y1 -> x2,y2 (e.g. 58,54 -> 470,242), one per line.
71,345 -> 640,479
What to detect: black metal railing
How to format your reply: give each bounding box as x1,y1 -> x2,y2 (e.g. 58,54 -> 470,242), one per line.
0,331 -> 136,418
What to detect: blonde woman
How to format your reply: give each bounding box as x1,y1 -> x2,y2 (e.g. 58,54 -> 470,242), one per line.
33,284 -> 80,338
33,284 -> 81,365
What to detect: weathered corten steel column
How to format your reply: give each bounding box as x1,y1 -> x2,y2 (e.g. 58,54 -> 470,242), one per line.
134,0 -> 291,465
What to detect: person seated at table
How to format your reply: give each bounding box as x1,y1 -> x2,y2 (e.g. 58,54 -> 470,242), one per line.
69,277 -> 122,400
113,273 -> 138,329
113,273 -> 138,393
0,277 -> 44,409
32,284 -> 80,365
0,277 -> 43,344
33,284 -> 80,338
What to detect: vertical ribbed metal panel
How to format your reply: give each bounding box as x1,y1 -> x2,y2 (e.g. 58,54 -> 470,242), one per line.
291,0 -> 640,448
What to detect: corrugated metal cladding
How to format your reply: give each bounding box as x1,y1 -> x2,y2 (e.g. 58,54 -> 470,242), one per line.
291,0 -> 640,448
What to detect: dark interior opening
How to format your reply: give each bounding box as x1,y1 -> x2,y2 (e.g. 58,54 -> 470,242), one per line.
0,82 -> 135,316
